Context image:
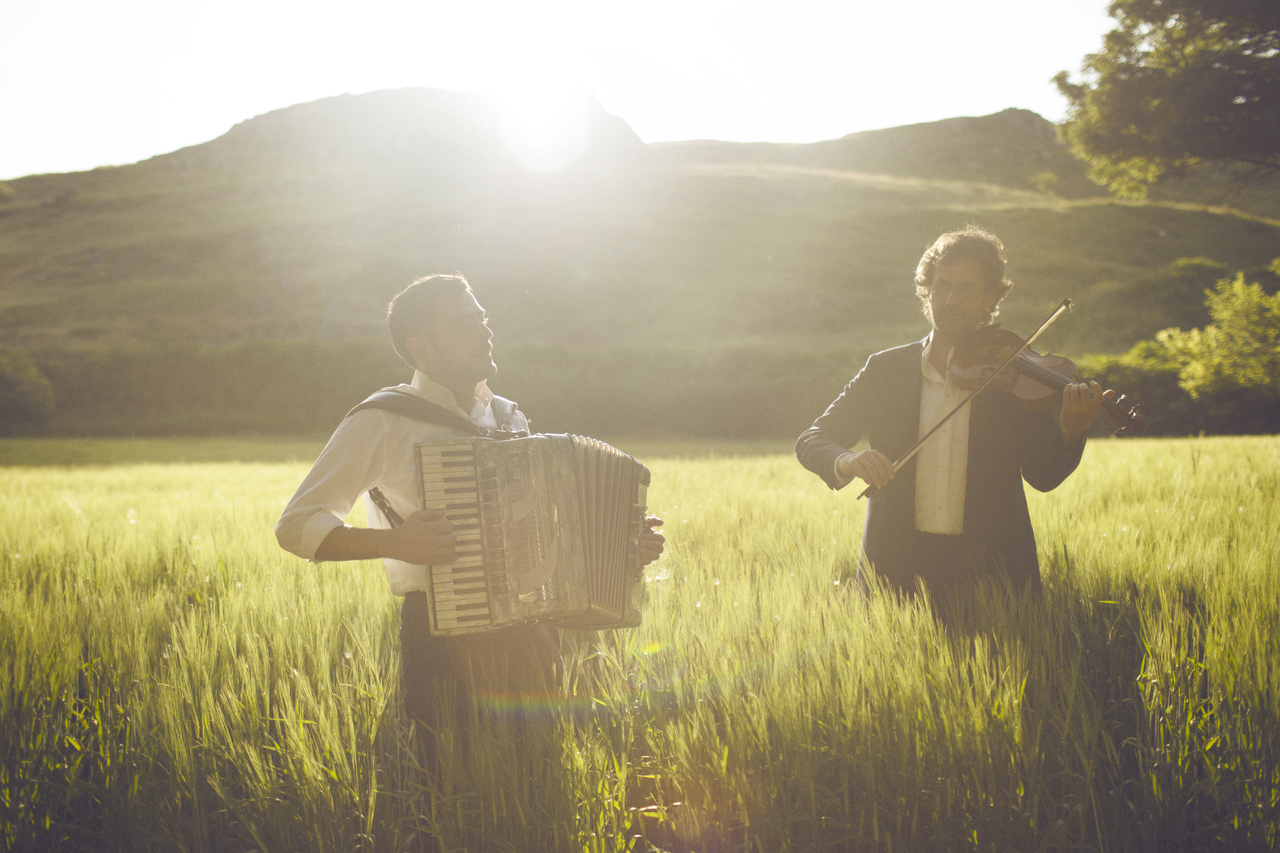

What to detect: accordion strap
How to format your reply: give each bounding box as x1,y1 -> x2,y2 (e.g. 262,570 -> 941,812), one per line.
348,391 -> 482,529
345,391 -> 484,436
349,390 -> 531,528
345,390 -> 529,438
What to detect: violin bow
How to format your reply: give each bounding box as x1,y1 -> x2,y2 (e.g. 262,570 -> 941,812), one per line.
858,298 -> 1073,500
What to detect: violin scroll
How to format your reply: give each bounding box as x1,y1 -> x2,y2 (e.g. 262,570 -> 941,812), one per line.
1104,395 -> 1146,437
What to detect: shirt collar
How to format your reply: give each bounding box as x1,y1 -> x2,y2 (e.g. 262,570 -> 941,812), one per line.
920,332 -> 950,382
397,371 -> 493,422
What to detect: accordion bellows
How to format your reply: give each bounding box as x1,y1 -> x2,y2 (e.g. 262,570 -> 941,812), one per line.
415,434 -> 650,636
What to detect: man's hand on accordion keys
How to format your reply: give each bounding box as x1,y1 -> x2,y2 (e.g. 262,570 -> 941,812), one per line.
388,507 -> 457,566
640,516 -> 665,566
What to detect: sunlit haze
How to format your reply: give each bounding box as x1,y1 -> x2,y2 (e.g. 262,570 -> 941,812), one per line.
495,88 -> 595,173
0,0 -> 1114,180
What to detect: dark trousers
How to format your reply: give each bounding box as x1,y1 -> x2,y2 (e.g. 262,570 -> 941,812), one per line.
399,592 -> 561,763
872,532 -> 1042,622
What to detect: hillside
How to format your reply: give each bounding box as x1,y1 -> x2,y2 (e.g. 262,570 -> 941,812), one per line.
1,88 -> 1278,437
650,109 -> 1102,198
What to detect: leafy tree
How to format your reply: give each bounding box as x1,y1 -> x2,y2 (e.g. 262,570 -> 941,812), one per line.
1077,341 -> 1200,435
1055,0 -> 1280,197
1155,260 -> 1280,431
0,349 -> 55,435
1159,264 -> 1280,397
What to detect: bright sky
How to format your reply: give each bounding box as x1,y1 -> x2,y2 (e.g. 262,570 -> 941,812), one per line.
0,0 -> 1115,181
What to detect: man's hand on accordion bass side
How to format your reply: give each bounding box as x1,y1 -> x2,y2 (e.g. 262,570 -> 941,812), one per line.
389,508 -> 457,565
640,517 -> 665,566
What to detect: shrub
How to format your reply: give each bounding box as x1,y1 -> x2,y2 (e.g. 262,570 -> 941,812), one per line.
1157,269 -> 1280,434
1077,342 -> 1201,436
0,349 -> 55,435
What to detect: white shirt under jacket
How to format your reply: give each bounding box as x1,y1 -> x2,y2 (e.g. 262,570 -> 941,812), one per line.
831,333 -> 970,535
274,370 -> 530,596
914,335 -> 969,535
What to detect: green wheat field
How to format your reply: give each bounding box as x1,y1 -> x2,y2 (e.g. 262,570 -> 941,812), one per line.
2,436 -> 1277,852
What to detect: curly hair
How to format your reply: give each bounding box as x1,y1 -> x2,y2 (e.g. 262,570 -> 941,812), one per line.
914,227 -> 1013,325
386,273 -> 472,368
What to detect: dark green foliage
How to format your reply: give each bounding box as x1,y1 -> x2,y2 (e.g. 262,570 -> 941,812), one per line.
30,339 -> 866,439
0,349 -> 55,435
496,342 -> 866,439
1079,261 -> 1280,435
21,261 -> 1280,439
1056,0 -> 1280,196
1157,269 -> 1280,433
1078,342 -> 1203,435
21,260 -> 1280,440
35,338 -> 406,436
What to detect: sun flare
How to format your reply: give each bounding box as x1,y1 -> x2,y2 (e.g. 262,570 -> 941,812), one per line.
492,86 -> 592,173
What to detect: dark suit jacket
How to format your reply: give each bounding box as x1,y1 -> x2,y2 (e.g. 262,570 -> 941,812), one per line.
795,338 -> 1084,591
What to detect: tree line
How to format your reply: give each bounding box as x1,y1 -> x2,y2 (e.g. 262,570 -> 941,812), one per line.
3,258 -> 1278,439
0,338 -> 863,440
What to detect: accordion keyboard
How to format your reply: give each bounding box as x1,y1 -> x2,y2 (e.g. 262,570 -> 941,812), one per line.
416,441 -> 497,632
413,433 -> 647,636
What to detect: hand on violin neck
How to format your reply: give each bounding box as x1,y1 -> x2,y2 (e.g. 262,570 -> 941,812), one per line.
1059,381 -> 1110,445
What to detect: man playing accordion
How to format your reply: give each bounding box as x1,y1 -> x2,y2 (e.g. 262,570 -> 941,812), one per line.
275,273 -> 665,753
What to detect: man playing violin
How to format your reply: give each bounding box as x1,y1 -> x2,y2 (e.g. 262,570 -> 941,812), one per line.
795,227 -> 1106,608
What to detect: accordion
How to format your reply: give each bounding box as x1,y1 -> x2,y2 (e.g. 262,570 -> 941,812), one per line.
414,434 -> 650,636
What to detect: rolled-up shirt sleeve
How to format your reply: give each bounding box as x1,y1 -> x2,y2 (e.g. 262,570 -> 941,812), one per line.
275,412 -> 390,561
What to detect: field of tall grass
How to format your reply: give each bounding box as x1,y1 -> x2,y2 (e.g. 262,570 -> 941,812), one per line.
2,436 -> 1277,851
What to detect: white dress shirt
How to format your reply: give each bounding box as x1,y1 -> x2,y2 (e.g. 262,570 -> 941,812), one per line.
914,336 -> 969,534
829,336 -> 972,535
274,371 -> 529,595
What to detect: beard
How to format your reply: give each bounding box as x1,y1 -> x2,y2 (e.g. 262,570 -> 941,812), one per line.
930,305 -> 987,337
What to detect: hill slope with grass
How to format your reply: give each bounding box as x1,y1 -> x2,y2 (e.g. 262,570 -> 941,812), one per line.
1,89 -> 1277,436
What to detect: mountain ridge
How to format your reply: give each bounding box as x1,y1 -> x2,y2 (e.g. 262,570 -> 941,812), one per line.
1,87 -> 1277,356
2,88 -> 1278,437
651,108 -> 1101,198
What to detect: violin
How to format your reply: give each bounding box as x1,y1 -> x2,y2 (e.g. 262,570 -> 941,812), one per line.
856,300 -> 1146,500
949,325 -> 1146,437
